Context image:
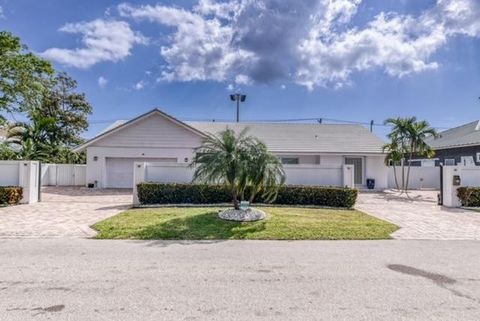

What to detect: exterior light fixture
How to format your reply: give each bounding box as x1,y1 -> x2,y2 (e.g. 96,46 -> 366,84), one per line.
230,93 -> 247,122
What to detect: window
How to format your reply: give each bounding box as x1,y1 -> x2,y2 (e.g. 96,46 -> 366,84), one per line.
477,152 -> 480,163
444,159 -> 456,166
281,157 -> 299,165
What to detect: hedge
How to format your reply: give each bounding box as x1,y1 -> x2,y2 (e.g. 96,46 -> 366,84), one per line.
137,183 -> 358,208
457,187 -> 480,207
0,186 -> 23,206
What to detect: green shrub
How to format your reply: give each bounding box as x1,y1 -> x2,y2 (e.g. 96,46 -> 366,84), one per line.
137,183 -> 357,208
457,187 -> 480,207
0,186 -> 23,205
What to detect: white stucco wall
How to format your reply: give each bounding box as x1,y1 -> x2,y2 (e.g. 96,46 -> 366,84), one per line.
365,155 -> 389,189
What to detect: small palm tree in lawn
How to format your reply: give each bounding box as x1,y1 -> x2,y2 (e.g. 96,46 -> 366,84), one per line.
191,128 -> 285,210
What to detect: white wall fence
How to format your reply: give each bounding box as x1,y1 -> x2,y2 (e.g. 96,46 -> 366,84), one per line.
132,162 -> 355,204
443,166 -> 480,207
388,166 -> 440,190
0,161 -> 39,204
41,164 -> 86,186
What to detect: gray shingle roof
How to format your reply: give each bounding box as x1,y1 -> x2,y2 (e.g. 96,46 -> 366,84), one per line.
426,120 -> 480,149
185,121 -> 385,154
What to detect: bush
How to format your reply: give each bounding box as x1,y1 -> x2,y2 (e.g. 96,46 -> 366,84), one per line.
457,187 -> 480,207
0,186 -> 23,205
137,183 -> 358,208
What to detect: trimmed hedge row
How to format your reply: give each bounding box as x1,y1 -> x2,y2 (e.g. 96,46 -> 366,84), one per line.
0,186 -> 23,206
137,183 -> 358,208
457,187 -> 480,207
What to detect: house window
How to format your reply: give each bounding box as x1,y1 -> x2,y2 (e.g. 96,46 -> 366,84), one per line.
444,159 -> 456,166
281,157 -> 299,165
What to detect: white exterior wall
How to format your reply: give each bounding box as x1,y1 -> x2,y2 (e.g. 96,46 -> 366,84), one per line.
365,155 -> 389,189
86,146 -> 198,188
0,161 -> 39,204
85,113 -> 203,188
388,166 -> 440,190
283,165 -> 343,186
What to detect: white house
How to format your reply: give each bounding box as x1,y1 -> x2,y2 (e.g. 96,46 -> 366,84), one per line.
73,108 -> 388,189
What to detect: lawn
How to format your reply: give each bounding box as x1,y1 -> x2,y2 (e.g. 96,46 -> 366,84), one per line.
92,207 -> 398,240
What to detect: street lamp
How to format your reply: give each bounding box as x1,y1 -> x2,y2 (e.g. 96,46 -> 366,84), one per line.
230,93 -> 246,122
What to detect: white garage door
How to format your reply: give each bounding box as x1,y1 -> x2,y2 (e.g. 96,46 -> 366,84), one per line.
105,158 -> 177,188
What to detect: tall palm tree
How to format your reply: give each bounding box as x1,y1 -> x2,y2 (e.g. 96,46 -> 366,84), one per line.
191,128 -> 285,210
405,120 -> 437,190
384,117 -> 437,192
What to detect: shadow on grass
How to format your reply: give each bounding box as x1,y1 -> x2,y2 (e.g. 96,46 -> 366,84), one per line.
130,211 -> 267,240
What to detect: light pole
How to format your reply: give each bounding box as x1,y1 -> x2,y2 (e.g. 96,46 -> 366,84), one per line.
230,93 -> 246,122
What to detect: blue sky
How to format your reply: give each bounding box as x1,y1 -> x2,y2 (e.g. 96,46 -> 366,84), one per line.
1,0 -> 479,139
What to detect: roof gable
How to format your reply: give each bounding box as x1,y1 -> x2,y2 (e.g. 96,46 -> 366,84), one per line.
73,109 -> 206,152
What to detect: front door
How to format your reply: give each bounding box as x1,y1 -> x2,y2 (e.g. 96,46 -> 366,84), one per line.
345,157 -> 363,185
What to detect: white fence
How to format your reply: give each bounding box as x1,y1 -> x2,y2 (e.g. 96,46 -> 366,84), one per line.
0,160 -> 39,204
41,164 -> 86,186
388,166 -> 440,190
132,162 -> 355,204
442,166 -> 480,207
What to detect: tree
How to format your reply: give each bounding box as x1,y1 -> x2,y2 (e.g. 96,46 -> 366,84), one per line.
0,31 -> 53,117
5,117 -> 56,162
191,129 -> 285,210
34,72 -> 92,146
384,117 -> 437,192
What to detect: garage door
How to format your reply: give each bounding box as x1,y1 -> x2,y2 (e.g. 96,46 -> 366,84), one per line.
105,158 -> 177,188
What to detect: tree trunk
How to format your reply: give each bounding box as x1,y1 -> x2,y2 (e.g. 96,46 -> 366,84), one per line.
401,157 -> 405,193
232,187 -> 240,210
405,151 -> 413,193
392,163 -> 400,190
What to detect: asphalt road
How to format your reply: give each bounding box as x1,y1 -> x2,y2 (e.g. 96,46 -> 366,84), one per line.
0,239 -> 479,321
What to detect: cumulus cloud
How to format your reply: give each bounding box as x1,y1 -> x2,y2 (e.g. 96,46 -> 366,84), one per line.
133,80 -> 147,90
117,0 -> 480,89
42,19 -> 147,68
97,76 -> 108,88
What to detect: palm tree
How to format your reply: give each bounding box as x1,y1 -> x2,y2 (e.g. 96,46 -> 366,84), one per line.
191,128 -> 285,210
382,141 -> 402,190
247,141 -> 285,203
404,120 -> 437,190
384,117 -> 437,192
5,117 -> 56,161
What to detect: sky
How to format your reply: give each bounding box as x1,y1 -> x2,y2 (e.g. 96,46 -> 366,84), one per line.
1,0 -> 479,139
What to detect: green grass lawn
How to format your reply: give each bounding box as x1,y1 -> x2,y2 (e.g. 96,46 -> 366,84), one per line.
92,207 -> 398,240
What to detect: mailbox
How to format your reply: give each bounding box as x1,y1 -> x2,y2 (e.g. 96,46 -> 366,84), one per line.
452,175 -> 461,186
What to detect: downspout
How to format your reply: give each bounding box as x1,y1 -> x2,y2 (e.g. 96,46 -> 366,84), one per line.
439,163 -> 443,205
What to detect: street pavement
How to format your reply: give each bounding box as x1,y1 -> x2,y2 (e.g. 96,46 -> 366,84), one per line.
1,239 -> 479,321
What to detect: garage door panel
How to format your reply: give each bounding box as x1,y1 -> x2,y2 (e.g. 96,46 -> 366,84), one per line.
106,158 -> 177,188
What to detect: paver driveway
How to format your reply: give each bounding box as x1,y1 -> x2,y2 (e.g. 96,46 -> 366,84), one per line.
357,190 -> 480,240
0,187 -> 132,238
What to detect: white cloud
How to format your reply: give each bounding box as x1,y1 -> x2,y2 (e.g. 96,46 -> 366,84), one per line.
97,76 -> 108,88
118,0 -> 480,89
0,6 -> 4,19
133,80 -> 147,90
42,19 -> 147,68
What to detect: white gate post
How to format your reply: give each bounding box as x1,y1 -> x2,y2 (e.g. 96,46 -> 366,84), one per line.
442,166 -> 462,207
343,164 -> 355,189
133,162 -> 146,205
18,161 -> 40,204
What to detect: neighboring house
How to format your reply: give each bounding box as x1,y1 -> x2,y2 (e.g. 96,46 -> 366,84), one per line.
73,108 -> 388,189
423,120 -> 480,166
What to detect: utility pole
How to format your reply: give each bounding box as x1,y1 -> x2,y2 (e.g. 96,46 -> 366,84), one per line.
230,93 -> 246,122
370,120 -> 374,132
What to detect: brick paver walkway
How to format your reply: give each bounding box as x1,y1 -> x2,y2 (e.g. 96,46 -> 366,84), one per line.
357,190 -> 480,240
0,187 -> 132,238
